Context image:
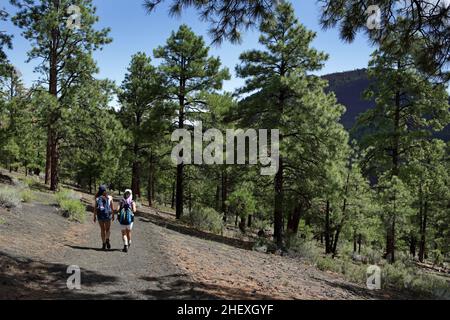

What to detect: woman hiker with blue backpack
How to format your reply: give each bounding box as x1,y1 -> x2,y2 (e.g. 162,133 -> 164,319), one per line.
117,189 -> 136,252
93,185 -> 115,250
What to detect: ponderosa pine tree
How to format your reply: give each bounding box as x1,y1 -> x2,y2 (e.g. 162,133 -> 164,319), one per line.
325,143 -> 372,257
235,2 -> 348,247
59,79 -> 125,192
154,24 -> 230,219
119,52 -> 163,199
406,139 -> 450,262
356,36 -> 450,262
11,0 -> 111,190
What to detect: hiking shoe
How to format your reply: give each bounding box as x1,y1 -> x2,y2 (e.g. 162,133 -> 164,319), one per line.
102,243 -> 107,251
123,245 -> 128,253
106,239 -> 111,250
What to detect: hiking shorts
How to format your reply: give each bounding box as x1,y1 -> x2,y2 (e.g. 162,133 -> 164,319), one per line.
97,213 -> 112,222
120,223 -> 133,231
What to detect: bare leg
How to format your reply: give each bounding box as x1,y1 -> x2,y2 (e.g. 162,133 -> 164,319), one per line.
121,229 -> 128,245
126,229 -> 131,245
104,220 -> 111,241
99,221 -> 106,243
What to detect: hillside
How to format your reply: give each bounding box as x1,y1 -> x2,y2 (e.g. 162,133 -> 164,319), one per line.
323,69 -> 450,141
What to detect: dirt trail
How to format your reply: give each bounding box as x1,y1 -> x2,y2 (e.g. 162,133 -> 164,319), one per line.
0,188 -> 386,300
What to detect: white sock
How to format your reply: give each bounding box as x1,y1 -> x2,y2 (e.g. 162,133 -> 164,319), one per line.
123,235 -> 128,246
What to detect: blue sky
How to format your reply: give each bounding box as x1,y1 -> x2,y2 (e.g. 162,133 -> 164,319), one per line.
4,0 -> 375,92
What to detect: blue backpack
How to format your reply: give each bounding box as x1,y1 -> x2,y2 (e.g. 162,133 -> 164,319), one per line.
118,200 -> 134,225
96,196 -> 112,220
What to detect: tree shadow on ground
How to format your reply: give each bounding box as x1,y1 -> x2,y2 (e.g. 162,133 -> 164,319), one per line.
136,212 -> 255,251
0,250 -> 133,300
139,274 -> 275,300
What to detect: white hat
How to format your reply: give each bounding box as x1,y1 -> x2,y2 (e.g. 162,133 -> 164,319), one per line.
124,189 -> 133,200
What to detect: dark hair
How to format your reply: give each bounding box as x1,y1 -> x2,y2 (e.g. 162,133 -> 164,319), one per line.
95,185 -> 107,198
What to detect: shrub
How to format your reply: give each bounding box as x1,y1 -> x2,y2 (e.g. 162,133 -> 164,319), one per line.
382,260 -> 450,299
16,177 -> 38,189
56,188 -> 81,202
56,189 -> 85,222
59,199 -> 86,222
181,206 -> 224,234
430,249 -> 444,267
20,189 -> 34,203
287,238 -> 321,263
0,187 -> 22,209
316,256 -> 342,273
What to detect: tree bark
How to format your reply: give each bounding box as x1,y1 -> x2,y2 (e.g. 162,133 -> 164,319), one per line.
409,235 -> 417,258
419,201 -> 428,262
50,138 -> 59,191
273,157 -> 284,247
131,141 -> 141,199
175,91 -> 185,219
287,203 -> 302,234
358,233 -> 362,254
47,0 -> 60,190
147,153 -> 154,207
171,180 -> 175,209
45,127 -> 52,184
221,168 -> 228,222
324,200 -> 332,254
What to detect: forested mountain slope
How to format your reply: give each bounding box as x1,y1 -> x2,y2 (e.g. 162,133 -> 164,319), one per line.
323,69 -> 450,141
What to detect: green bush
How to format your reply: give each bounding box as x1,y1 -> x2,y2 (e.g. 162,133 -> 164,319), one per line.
382,260 -> 450,298
56,189 -> 85,222
181,206 -> 224,234
0,187 -> 22,208
316,256 -> 343,273
431,249 -> 444,267
287,238 -> 321,263
20,189 -> 34,203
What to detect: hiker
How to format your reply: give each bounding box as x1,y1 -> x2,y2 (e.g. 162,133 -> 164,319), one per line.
93,185 -> 115,250
117,189 -> 136,253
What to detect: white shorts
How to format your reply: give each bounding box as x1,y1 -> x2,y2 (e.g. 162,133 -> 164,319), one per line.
120,223 -> 133,231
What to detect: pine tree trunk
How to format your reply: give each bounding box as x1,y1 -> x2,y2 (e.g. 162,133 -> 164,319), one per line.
221,168 -> 228,222
358,233 -> 362,254
386,217 -> 396,263
171,180 -> 175,209
45,127 -> 52,184
324,200 -> 332,254
176,163 -> 184,219
131,142 -> 141,199
175,94 -> 185,219
332,171 -> 350,257
147,154 -> 153,207
419,201 -> 428,262
287,203 -> 302,234
47,1 -> 59,188
50,138 -> 59,191
215,184 -> 220,212
273,157 -> 284,247
410,235 -> 417,258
